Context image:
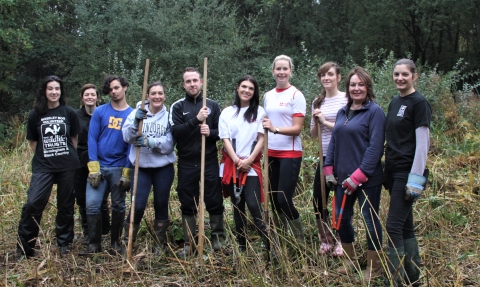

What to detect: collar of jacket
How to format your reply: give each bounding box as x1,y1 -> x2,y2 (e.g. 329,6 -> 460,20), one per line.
185,92 -> 203,103
342,100 -> 374,112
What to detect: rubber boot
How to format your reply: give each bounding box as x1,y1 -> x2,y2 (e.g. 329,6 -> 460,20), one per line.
110,210 -> 125,254
123,221 -> 140,246
176,215 -> 196,258
153,219 -> 169,256
336,243 -> 357,274
210,214 -> 225,252
384,246 -> 405,287
404,238 -> 421,286
275,213 -> 289,233
362,250 -> 383,284
316,218 -> 333,255
79,206 -> 89,240
79,214 -> 102,255
287,218 -> 305,243
101,200 -> 111,235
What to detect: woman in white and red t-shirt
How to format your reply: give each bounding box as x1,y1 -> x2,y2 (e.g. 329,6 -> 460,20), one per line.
310,62 -> 347,256
262,55 -> 306,243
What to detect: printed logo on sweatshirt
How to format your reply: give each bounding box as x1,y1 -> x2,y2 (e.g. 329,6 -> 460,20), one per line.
108,116 -> 123,130
279,102 -> 291,107
397,105 -> 407,117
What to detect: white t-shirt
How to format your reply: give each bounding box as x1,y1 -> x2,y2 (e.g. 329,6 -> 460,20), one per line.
309,93 -> 347,156
219,105 -> 266,176
263,85 -> 306,152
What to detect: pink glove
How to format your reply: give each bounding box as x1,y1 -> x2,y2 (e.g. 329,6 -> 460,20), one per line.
342,168 -> 368,195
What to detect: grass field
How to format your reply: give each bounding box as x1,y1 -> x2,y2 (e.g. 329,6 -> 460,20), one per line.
0,127 -> 479,286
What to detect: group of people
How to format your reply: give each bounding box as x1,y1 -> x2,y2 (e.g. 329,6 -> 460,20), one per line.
16,55 -> 430,287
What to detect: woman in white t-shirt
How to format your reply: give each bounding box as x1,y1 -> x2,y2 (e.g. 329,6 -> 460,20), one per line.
310,62 -> 347,257
262,55 -> 306,243
219,75 -> 271,258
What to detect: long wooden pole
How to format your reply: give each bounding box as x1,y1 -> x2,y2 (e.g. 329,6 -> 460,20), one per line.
263,117 -> 270,234
197,57 -> 208,262
316,121 -> 328,222
127,59 -> 149,261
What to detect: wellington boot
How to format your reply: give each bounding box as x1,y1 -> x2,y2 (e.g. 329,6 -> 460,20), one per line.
176,215 -> 196,259
153,219 -> 169,256
79,206 -> 89,239
362,250 -> 383,284
210,214 -> 225,251
384,246 -> 405,287
101,200 -> 111,235
122,221 -> 140,246
287,217 -> 305,244
110,211 -> 125,254
336,243 -> 357,274
316,218 -> 334,255
79,214 -> 102,255
404,238 -> 421,286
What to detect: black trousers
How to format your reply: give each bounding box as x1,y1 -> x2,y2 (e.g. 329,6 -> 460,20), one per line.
226,176 -> 266,245
268,156 -> 302,220
17,170 -> 75,255
176,162 -> 224,216
384,171 -> 416,248
312,160 -> 332,220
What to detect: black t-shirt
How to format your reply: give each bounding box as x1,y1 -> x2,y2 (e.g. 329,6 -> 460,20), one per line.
26,105 -> 81,172
76,106 -> 91,167
385,91 -> 431,172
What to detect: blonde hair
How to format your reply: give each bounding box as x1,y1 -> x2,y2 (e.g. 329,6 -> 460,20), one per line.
271,54 -> 294,74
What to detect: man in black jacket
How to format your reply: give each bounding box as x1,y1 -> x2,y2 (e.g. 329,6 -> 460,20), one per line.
169,67 -> 224,258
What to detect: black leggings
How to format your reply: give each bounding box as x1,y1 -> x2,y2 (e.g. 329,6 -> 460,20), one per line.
268,156 -> 302,220
312,161 -> 331,220
226,176 -> 266,245
385,171 -> 416,248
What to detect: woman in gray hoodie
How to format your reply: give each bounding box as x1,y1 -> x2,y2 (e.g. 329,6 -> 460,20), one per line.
122,81 -> 176,255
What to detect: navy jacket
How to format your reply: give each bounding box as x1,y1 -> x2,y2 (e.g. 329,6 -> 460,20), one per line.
324,101 -> 385,187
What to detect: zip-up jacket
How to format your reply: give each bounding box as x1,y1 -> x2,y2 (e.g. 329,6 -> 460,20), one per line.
324,101 -> 385,187
169,92 -> 220,166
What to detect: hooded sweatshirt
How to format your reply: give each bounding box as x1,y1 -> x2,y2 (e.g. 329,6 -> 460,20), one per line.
122,101 -> 176,168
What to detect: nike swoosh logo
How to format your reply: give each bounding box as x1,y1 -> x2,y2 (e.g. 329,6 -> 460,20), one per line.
183,112 -> 189,115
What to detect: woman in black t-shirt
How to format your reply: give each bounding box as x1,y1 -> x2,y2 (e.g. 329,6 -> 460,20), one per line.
16,75 -> 80,259
384,59 -> 432,286
74,84 -> 111,241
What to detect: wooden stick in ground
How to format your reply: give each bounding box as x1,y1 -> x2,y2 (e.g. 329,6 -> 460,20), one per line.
263,116 -> 270,233
197,57 -> 208,262
127,58 -> 150,262
316,121 -> 328,222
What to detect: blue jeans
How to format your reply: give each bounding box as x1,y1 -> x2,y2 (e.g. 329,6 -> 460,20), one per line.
86,167 -> 126,215
125,164 -> 175,224
335,183 -> 383,251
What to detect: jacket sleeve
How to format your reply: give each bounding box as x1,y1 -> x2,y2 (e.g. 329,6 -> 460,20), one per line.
169,100 -> 202,139
152,122 -> 174,155
206,101 -> 220,141
359,105 -> 385,176
88,110 -> 101,161
122,109 -> 138,144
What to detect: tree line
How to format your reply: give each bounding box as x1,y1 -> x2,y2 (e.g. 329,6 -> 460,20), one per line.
1,0 -> 479,126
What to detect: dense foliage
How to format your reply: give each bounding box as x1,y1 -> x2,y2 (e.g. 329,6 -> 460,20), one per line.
1,0 -> 480,123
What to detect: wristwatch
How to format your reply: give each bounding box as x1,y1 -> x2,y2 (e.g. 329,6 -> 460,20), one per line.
274,127 -> 279,134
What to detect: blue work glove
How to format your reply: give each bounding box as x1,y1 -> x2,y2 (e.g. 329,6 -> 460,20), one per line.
134,135 -> 155,148
405,173 -> 426,202
134,108 -> 147,128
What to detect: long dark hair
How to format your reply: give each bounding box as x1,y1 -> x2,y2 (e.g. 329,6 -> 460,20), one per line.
233,75 -> 260,122
34,75 -> 66,115
345,66 -> 375,108
313,62 -> 341,109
